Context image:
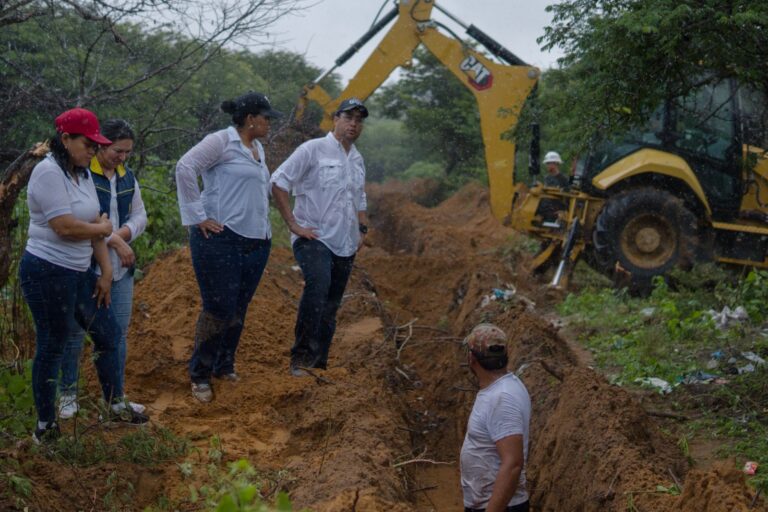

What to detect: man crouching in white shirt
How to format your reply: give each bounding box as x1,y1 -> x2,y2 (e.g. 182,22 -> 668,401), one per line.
271,98 -> 370,376
461,323 -> 531,512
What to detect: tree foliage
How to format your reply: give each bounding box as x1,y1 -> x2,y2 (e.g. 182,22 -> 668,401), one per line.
0,0 -> 314,166
539,0 -> 768,146
0,2 -> 339,289
378,47 -> 484,177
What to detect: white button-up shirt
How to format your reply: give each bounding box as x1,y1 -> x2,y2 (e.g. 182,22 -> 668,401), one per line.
270,132 -> 367,257
176,126 -> 271,239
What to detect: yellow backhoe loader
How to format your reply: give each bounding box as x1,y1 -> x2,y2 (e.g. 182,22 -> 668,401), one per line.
295,0 -> 768,292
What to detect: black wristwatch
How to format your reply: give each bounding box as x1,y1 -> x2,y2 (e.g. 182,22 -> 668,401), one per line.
359,223 -> 369,234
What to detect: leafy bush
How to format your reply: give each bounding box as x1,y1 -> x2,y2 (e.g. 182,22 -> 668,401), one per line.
0,360 -> 35,439
729,269 -> 768,323
402,160 -> 444,180
201,459 -> 294,512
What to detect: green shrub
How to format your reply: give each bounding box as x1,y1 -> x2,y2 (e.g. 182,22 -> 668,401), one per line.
0,360 -> 35,440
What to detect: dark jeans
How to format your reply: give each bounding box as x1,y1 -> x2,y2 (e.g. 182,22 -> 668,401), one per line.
188,226 -> 271,383
465,501 -> 529,512
291,239 -> 355,369
60,272 -> 134,394
19,251 -> 123,423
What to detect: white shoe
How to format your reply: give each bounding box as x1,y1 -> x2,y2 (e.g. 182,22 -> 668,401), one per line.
191,382 -> 213,403
58,393 -> 79,419
129,401 -> 146,414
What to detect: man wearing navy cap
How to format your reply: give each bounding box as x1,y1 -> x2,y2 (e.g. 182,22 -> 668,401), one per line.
271,98 -> 370,375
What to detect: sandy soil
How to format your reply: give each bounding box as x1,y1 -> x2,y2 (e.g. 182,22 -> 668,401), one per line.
1,180 -> 763,511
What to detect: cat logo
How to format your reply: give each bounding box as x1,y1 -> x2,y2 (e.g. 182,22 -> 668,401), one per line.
460,55 -> 493,91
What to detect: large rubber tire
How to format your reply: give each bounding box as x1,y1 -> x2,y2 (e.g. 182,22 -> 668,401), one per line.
591,187 -> 704,294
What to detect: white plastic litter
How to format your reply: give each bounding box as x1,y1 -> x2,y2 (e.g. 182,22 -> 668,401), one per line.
738,363 -> 756,375
708,306 -> 749,330
635,377 -> 673,394
741,351 -> 766,366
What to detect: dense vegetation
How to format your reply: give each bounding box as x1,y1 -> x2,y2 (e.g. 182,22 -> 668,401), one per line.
561,263 -> 768,496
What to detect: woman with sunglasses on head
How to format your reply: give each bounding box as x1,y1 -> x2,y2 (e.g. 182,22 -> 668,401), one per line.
176,91 -> 282,403
19,108 -> 149,444
58,119 -> 148,419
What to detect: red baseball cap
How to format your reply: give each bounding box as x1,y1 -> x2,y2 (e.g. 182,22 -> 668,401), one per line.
54,108 -> 112,145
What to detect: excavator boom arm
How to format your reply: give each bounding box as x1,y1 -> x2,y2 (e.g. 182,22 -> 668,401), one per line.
296,0 -> 539,220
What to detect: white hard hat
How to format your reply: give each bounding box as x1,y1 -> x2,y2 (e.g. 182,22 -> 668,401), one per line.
543,151 -> 563,164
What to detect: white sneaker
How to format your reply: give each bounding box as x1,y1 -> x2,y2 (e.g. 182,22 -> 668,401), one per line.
129,401 -> 146,414
191,382 -> 213,402
58,393 -> 79,419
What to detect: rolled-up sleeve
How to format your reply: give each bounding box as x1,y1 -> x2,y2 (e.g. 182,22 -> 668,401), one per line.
270,145 -> 311,194
176,132 -> 226,226
124,180 -> 147,241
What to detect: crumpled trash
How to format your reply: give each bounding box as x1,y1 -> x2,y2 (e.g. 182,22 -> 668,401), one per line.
744,461 -> 759,475
738,363 -> 756,375
640,307 -> 656,318
708,306 -> 749,330
291,265 -> 301,272
677,371 -> 718,385
635,377 -> 673,394
480,285 -> 535,311
741,351 -> 766,366
492,287 -> 517,301
711,350 -> 725,360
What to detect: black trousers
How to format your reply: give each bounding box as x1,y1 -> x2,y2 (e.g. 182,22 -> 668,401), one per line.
465,500 -> 529,512
291,238 -> 355,369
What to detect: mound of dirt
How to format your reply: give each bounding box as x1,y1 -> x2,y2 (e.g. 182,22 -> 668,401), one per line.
8,181 -> 763,511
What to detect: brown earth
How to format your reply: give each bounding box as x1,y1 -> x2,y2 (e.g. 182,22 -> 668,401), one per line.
2,181 -> 764,511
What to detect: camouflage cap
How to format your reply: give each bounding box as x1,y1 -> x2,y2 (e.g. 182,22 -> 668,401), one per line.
464,323 -> 508,356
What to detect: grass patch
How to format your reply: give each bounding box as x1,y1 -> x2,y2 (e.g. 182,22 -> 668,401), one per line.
147,438 -> 301,512
47,423 -> 189,467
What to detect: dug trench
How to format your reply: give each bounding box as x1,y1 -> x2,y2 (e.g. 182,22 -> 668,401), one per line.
7,181 -> 764,511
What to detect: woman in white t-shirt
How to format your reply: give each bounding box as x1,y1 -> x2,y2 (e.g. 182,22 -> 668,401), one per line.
19,108 -> 148,444
176,91 -> 282,403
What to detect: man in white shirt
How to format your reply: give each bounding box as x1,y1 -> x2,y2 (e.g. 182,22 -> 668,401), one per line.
460,323 -> 531,512
271,98 -> 370,375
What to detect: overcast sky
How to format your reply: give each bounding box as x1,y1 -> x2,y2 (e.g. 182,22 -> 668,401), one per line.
263,0 -> 563,84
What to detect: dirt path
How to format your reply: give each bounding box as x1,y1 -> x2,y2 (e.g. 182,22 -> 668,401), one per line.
7,180 -> 763,511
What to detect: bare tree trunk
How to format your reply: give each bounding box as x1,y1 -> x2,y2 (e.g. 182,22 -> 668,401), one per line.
0,142 -> 49,289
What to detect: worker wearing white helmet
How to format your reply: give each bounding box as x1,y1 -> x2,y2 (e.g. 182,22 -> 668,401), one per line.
542,151 -> 568,189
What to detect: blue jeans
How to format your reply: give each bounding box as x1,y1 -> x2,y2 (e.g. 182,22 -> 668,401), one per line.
19,251 -> 123,423
291,239 -> 355,369
60,273 -> 134,394
188,226 -> 271,383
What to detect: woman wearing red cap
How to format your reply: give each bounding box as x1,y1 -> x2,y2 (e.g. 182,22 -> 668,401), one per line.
176,91 -> 282,402
19,108 -> 148,443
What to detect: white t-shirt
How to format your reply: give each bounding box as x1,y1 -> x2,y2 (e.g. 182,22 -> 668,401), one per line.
460,373 -> 531,509
270,132 -> 367,257
176,126 -> 271,240
25,155 -> 101,272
